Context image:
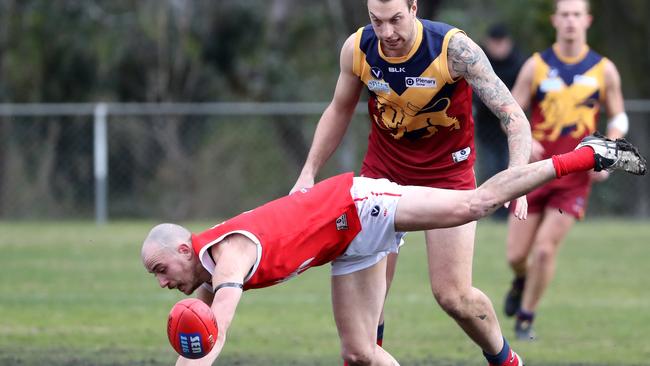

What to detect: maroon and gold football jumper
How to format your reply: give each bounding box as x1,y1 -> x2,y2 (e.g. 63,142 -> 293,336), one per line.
353,19 -> 475,189
525,45 -> 607,218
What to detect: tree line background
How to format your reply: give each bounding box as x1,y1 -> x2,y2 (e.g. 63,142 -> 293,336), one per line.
0,0 -> 648,220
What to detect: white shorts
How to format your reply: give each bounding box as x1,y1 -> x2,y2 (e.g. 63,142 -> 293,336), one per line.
331,177 -> 407,276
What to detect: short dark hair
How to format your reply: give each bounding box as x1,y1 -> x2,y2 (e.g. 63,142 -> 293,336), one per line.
487,23 -> 510,40
368,0 -> 416,8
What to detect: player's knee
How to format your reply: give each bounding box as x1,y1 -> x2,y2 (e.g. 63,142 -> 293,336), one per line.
506,249 -> 527,267
433,291 -> 469,319
532,242 -> 556,264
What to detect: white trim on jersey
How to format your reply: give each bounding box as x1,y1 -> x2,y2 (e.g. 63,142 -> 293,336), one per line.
198,230 -> 263,287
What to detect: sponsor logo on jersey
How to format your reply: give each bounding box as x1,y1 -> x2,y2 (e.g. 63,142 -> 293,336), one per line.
540,77 -> 563,92
451,147 -> 471,163
179,333 -> 203,356
336,213 -> 349,230
389,66 -> 405,73
371,205 -> 380,217
541,69 -> 563,92
368,80 -> 390,94
370,67 -> 384,79
573,74 -> 598,87
405,76 -> 437,88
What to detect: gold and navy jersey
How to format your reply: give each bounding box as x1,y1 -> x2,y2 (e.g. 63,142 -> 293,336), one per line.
530,46 -> 607,189
353,19 -> 475,185
530,46 -> 607,155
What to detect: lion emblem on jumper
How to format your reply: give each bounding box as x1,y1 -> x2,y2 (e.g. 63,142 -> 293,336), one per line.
370,94 -> 460,140
535,89 -> 598,141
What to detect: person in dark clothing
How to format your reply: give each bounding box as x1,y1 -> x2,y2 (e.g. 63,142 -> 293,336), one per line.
474,23 -> 526,219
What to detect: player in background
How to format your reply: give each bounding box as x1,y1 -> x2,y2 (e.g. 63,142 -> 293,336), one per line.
143,134 -> 645,365
290,1 -> 531,364
503,0 -> 630,340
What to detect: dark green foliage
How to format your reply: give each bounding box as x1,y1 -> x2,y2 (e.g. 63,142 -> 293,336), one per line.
0,1 -> 648,220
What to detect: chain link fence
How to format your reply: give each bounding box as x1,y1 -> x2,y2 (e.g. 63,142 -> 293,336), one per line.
0,103 -> 369,221
0,102 -> 648,222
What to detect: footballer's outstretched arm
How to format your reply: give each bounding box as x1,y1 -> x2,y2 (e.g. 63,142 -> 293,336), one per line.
291,33 -> 364,193
176,234 -> 258,366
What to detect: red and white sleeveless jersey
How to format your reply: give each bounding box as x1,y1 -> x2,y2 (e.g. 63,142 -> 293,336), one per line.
191,173 -> 362,290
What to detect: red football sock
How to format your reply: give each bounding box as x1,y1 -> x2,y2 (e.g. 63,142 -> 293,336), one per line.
551,147 -> 596,178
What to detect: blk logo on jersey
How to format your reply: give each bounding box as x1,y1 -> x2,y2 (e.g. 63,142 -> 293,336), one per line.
371,205 -> 381,217
336,213 -> 349,230
389,67 -> 405,73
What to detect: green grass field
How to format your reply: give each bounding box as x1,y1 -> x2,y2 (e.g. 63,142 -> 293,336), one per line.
1,220 -> 649,365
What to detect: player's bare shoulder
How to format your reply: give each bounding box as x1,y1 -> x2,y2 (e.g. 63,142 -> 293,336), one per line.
216,233 -> 257,258
446,31 -> 488,79
339,33 -> 358,71
603,57 -> 622,88
446,32 -> 513,114
342,32 -> 357,52
519,55 -> 537,77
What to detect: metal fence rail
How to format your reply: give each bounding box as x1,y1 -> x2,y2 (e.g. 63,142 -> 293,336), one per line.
0,101 -> 649,223
4,100 -> 650,115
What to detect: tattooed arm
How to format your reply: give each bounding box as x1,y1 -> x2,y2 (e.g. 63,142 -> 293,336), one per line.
447,32 -> 531,218
447,32 -> 532,169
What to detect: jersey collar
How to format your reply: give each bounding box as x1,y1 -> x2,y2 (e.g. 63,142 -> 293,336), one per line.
552,43 -> 590,64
